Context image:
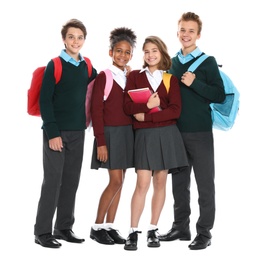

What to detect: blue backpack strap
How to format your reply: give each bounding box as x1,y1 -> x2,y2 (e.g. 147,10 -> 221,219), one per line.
188,54 -> 209,72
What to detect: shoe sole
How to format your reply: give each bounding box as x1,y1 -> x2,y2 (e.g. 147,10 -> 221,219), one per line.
35,239 -> 61,248
159,237 -> 191,242
112,241 -> 126,244
124,246 -> 137,251
90,235 -> 114,245
189,242 -> 211,250
147,244 -> 160,248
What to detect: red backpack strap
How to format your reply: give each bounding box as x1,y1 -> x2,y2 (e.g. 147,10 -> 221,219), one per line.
83,56 -> 92,77
52,56 -> 92,83
52,57 -> 62,84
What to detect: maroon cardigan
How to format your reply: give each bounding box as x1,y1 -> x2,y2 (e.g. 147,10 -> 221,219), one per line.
91,71 -> 133,146
123,70 -> 182,130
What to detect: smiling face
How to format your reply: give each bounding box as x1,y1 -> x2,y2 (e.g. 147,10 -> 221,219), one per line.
143,42 -> 161,72
109,40 -> 133,70
63,27 -> 85,60
177,20 -> 201,55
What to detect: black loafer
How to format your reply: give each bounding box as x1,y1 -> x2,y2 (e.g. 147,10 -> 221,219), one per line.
35,233 -> 61,248
189,234 -> 211,250
158,227 -> 191,241
147,229 -> 160,247
90,228 -> 114,245
124,231 -> 142,251
53,229 -> 85,243
107,228 -> 126,244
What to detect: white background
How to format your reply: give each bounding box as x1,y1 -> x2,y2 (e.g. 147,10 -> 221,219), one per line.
1,0 -> 263,259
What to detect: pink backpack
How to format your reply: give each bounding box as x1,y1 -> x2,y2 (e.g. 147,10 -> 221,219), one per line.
85,69 -> 113,127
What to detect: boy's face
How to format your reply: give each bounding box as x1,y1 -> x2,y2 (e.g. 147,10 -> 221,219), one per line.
177,20 -> 200,53
63,27 -> 85,58
109,40 -> 133,70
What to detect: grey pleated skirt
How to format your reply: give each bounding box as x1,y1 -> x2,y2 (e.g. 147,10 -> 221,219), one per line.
134,124 -> 188,172
91,125 -> 134,170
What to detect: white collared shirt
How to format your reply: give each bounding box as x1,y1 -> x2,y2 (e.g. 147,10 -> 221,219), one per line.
140,68 -> 163,92
108,64 -> 127,90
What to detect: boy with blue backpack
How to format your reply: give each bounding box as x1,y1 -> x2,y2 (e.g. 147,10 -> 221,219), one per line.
158,12 -> 226,250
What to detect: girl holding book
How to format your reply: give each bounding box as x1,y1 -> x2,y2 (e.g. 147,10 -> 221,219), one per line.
123,36 -> 188,250
90,27 -> 137,245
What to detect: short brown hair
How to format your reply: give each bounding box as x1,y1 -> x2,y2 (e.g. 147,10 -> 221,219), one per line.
61,18 -> 87,40
178,12 -> 202,35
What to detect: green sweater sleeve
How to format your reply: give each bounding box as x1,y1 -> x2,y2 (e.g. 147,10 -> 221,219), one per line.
40,60 -> 60,139
190,56 -> 226,103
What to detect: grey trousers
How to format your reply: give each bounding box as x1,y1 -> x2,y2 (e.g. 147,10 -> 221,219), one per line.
34,130 -> 85,236
171,131 -> 215,238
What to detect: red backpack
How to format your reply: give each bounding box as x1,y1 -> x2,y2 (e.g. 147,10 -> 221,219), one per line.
27,56 -> 92,116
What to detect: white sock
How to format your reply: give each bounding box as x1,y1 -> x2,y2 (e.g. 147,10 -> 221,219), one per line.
104,223 -> 114,231
129,227 -> 138,234
92,223 -> 105,230
148,224 -> 158,231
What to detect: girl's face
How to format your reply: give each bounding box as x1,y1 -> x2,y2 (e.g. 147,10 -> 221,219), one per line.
177,20 -> 200,54
63,27 -> 85,59
143,42 -> 161,70
109,40 -> 133,70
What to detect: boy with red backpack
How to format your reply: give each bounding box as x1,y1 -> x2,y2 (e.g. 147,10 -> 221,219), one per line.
34,18 -> 97,248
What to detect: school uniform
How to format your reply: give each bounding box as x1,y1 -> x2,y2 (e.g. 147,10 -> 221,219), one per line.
123,68 -> 188,171
34,50 -> 97,236
168,48 -> 225,239
91,65 -> 134,170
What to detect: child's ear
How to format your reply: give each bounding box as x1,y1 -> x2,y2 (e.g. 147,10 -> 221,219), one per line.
109,49 -> 113,57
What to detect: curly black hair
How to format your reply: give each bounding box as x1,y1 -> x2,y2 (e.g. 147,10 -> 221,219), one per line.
109,27 -> 137,50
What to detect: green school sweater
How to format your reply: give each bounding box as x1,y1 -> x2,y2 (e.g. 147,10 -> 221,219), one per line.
169,55 -> 225,132
40,58 -> 96,139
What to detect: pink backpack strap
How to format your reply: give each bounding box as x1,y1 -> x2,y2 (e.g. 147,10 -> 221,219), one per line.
103,69 -> 113,100
85,69 -> 113,128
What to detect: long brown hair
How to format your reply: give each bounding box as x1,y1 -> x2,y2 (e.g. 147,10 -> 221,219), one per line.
142,36 -> 172,71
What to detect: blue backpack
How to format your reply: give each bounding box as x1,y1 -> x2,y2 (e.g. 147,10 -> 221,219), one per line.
188,55 -> 240,131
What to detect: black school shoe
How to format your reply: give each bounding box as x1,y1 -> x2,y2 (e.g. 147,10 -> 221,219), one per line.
90,227 -> 114,245
35,233 -> 61,248
158,228 -> 191,241
124,231 -> 142,251
188,234 -> 211,250
147,229 -> 160,247
107,228 -> 126,244
53,229 -> 85,243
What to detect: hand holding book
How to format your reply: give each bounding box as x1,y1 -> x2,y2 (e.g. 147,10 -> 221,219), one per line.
128,88 -> 161,114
